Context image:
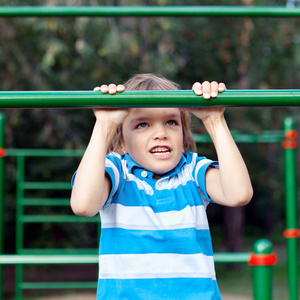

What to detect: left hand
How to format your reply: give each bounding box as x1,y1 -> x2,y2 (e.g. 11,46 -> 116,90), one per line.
192,81 -> 226,99
187,81 -> 226,121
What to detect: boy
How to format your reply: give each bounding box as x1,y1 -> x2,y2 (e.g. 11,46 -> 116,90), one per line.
71,74 -> 253,299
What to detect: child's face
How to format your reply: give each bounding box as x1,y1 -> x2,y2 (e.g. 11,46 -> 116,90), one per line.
121,107 -> 184,179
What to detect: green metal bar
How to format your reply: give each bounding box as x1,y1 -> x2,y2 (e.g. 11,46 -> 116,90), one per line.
0,90 -> 300,108
283,117 -> 299,300
22,181 -> 71,190
5,148 -> 84,157
21,281 -> 96,289
20,248 -> 98,255
0,6 -> 300,17
251,239 -> 275,300
213,252 -> 249,263
22,198 -> 70,206
20,215 -> 98,223
0,252 -> 250,265
0,254 -> 98,265
15,156 -> 25,300
0,113 -> 4,300
194,131 -> 284,143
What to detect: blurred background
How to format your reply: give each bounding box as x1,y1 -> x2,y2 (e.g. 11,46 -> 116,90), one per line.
1,0 -> 300,299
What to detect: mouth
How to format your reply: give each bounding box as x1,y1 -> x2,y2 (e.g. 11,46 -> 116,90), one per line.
150,146 -> 172,156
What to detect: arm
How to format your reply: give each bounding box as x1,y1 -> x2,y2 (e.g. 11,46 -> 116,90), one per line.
70,84 -> 127,217
191,81 -> 253,207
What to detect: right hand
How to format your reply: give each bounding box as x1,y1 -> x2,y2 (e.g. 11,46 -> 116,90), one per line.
93,84 -> 128,127
94,83 -> 125,95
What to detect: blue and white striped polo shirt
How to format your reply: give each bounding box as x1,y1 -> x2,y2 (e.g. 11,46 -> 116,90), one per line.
98,151 -> 222,300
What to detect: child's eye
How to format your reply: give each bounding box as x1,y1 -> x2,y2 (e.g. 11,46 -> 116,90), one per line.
166,120 -> 177,126
137,122 -> 148,129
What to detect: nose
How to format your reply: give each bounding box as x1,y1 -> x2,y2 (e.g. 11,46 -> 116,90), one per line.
153,124 -> 167,140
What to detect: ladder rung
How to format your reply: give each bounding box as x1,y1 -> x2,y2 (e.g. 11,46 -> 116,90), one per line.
20,215 -> 99,223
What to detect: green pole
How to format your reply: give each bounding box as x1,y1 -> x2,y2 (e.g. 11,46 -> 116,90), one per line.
0,90 -> 300,108
249,239 -> 277,300
0,6 -> 300,17
0,113 -> 4,300
283,117 -> 299,300
15,156 -> 25,300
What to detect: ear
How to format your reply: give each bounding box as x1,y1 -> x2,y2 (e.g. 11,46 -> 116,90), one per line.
119,140 -> 127,155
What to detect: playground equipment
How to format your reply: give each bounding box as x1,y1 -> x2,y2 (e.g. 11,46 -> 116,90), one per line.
0,111 -> 298,300
0,90 -> 300,108
1,6 -> 300,17
0,3 -> 299,300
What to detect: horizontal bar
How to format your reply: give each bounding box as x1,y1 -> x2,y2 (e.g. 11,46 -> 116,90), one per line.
1,90 -> 300,108
0,253 -> 250,264
20,215 -> 98,223
0,254 -> 98,264
21,281 -> 97,290
20,248 -> 98,255
6,148 -> 84,157
22,198 -> 71,206
1,6 -> 300,17
194,131 -> 284,143
214,252 -> 250,263
21,181 -> 71,190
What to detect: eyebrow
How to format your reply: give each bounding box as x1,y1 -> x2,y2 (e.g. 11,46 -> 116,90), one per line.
129,117 -> 148,126
130,113 -> 180,125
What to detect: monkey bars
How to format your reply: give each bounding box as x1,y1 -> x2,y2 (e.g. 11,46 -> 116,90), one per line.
1,6 -> 300,17
1,90 -> 300,108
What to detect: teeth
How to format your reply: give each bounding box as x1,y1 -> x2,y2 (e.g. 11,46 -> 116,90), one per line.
151,147 -> 170,153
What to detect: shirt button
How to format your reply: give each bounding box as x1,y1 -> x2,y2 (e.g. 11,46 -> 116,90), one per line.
141,171 -> 148,178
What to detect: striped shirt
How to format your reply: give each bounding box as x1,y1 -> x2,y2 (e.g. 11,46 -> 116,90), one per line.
98,151 -> 222,299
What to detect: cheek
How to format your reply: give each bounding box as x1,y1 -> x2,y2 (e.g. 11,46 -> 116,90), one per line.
124,134 -> 143,153
176,131 -> 184,152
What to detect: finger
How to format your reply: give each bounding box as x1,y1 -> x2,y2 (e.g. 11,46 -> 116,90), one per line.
93,86 -> 101,91
202,81 -> 211,100
210,81 -> 219,98
116,84 -> 125,93
192,82 -> 203,96
108,83 -> 117,95
179,107 -> 191,112
218,82 -> 226,92
100,85 -> 109,93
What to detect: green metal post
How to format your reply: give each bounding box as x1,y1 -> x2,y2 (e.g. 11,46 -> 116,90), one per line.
0,113 -> 4,300
249,239 -> 277,300
283,117 -> 299,300
16,156 -> 25,300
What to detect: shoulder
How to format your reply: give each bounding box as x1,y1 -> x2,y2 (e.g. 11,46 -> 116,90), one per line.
183,152 -> 216,173
106,152 -> 123,165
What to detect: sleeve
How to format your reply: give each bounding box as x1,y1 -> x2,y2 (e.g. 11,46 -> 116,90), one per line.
194,156 -> 219,205
70,153 -> 122,209
102,153 -> 122,208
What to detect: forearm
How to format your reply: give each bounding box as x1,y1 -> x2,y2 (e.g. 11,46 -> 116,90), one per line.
70,120 -> 116,216
203,115 -> 253,206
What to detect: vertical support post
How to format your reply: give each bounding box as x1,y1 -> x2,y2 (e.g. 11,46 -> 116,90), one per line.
282,116 -> 299,300
249,239 -> 277,300
16,155 -> 25,300
0,113 -> 5,300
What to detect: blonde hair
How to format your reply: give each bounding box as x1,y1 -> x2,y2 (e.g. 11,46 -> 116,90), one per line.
107,74 -> 196,154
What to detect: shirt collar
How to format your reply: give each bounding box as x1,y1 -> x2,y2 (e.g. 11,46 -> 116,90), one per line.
124,153 -> 187,179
